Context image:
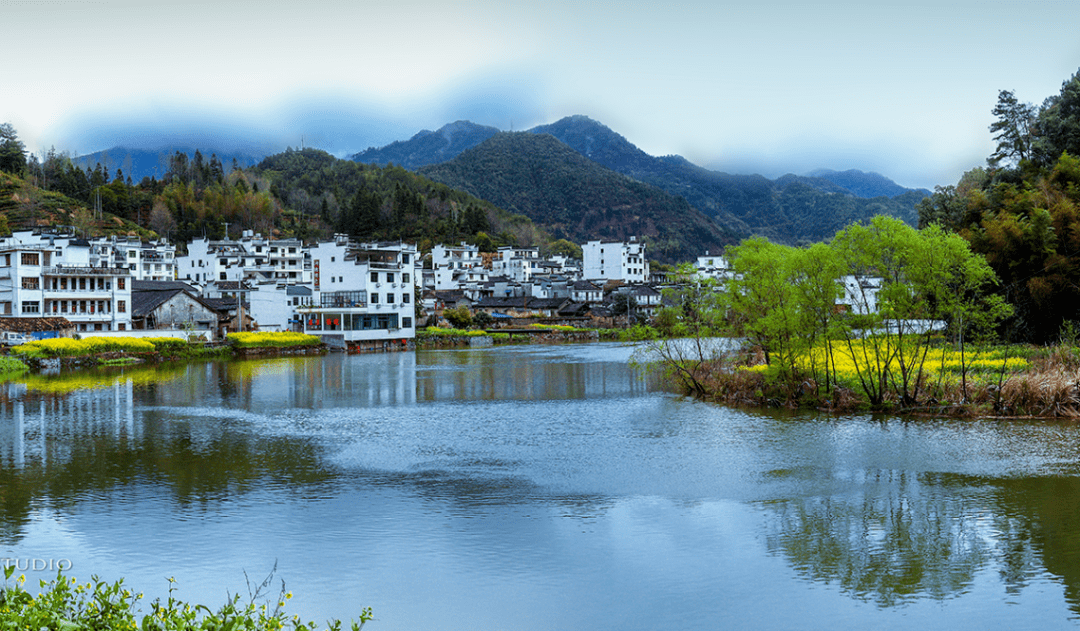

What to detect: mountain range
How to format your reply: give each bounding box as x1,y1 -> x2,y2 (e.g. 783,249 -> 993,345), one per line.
355,116 -> 929,244
75,115 -> 930,249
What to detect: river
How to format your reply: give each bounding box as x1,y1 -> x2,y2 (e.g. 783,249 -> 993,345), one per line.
3,343 -> 1080,630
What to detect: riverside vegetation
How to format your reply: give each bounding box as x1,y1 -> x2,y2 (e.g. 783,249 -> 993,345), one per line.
640,216 -> 1080,417
3,332 -> 323,373
0,565 -> 372,631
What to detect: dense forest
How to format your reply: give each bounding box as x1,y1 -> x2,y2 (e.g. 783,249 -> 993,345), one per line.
917,68 -> 1080,343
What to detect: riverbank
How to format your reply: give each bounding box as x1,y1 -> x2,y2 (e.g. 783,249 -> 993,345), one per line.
2,332 -> 327,374
644,335 -> 1080,418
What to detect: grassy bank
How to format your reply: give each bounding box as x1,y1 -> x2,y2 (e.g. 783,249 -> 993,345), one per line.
647,335 -> 1080,418
5,332 -> 324,373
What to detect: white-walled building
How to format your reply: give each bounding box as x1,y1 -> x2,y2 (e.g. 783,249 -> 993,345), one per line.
838,275 -> 882,315
492,246 -> 540,283
178,231 -> 310,286
582,238 -> 649,283
695,251 -> 733,282
431,242 -> 484,290
299,241 -> 419,344
93,236 -> 176,281
0,230 -> 133,332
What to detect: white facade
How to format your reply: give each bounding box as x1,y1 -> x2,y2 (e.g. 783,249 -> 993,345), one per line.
178,231 -> 311,286
432,242 -> 483,290
695,251 -> 733,282
839,275 -> 882,315
492,246 -> 540,283
299,241 -> 419,343
582,238 -> 649,283
0,231 -> 133,332
92,236 -> 176,282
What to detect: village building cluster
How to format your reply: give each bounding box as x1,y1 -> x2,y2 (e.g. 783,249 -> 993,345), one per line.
0,228 -> 883,347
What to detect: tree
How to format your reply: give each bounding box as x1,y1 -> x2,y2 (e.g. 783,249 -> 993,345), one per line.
1032,69 -> 1080,168
0,123 -> 27,175
988,90 -> 1037,168
443,306 -> 473,329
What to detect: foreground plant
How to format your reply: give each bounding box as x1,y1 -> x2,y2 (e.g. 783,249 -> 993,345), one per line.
0,565 -> 372,631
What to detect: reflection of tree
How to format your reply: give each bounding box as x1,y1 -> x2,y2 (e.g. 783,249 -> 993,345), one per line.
762,469 -> 990,607
978,474 -> 1080,615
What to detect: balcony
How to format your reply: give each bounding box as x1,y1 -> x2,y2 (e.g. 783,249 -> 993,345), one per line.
44,266 -> 129,276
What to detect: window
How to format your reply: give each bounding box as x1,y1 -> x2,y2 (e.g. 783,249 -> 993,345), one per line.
1,302 -> 10,315
387,273 -> 395,283
117,278 -> 125,290
21,252 -> 40,265
21,301 -> 40,314
2,254 -> 9,266
403,273 -> 410,284
220,272 -> 227,280
402,293 -> 410,304
118,323 -> 126,331
21,277 -> 39,290
118,300 -> 126,313
371,272 -> 378,282
338,276 -> 343,283
79,278 -> 86,290
403,317 -> 412,328
402,253 -> 410,264
331,256 -> 335,262
371,293 -> 379,304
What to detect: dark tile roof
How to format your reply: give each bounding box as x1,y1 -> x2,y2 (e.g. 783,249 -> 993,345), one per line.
132,280 -> 196,293
0,317 -> 74,332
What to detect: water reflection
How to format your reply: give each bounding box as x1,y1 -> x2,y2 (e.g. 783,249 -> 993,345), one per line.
3,348 -> 1080,628
0,376 -> 331,546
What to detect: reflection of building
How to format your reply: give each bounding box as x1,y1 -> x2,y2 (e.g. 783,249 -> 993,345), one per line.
299,241 -> 419,345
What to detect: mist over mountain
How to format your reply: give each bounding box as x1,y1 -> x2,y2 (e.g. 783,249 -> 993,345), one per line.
73,147 -> 264,181
351,121 -> 500,169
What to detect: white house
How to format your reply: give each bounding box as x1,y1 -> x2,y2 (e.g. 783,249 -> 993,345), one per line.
298,241 -> 419,344
838,275 -> 882,315
93,236 -> 177,282
432,242 -> 483,290
582,237 -> 649,283
492,246 -> 540,283
0,230 -> 133,332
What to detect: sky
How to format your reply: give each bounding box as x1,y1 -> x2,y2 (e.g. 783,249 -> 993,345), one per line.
3,0 -> 1080,190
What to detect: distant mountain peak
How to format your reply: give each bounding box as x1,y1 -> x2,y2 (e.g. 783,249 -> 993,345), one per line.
352,120 -> 499,169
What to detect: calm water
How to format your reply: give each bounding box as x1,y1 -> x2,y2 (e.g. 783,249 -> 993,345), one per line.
4,344 -> 1080,630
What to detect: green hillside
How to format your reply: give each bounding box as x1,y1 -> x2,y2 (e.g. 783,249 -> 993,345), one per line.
418,132 -> 737,263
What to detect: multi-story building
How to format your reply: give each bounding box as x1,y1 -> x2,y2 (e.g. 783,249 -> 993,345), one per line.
491,246 -> 540,283
0,231 -> 133,332
582,237 -> 649,283
432,242 -> 484,290
94,236 -> 177,282
298,240 -> 419,344
178,231 -> 311,286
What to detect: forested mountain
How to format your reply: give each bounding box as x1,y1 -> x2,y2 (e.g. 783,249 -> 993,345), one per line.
352,114 -> 927,245
352,121 -> 500,169
418,132 -> 736,263
808,168 -> 931,199
251,148 -> 545,251
528,116 -> 927,244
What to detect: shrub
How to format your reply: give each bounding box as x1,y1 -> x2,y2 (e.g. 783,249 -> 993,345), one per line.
226,332 -> 322,348
0,566 -> 372,631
